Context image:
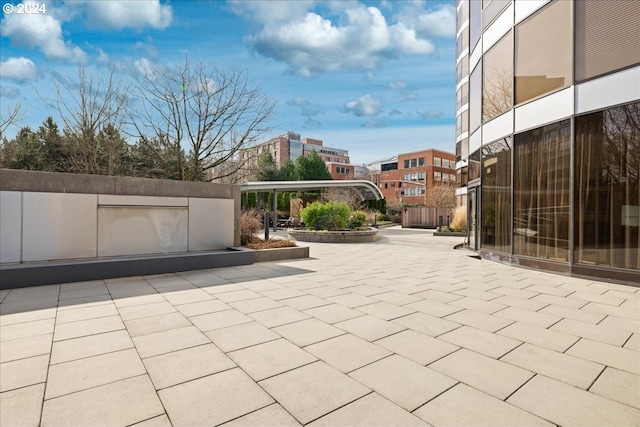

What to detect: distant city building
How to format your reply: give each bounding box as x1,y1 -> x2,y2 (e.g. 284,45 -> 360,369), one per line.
455,0 -> 639,282
378,149 -> 456,204
238,131 -> 351,181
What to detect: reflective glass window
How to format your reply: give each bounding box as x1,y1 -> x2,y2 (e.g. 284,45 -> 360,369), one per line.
482,138 -> 512,252
483,31 -> 513,122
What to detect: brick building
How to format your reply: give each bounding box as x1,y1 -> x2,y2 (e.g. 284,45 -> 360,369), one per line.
378,149 -> 456,204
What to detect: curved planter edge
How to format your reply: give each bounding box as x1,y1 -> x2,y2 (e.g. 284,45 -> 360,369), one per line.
288,228 -> 378,243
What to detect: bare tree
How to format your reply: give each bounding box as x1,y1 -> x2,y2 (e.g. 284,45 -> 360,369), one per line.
41,65 -> 129,175
321,187 -> 364,211
0,103 -> 25,137
425,183 -> 456,209
130,57 -> 276,182
482,68 -> 512,122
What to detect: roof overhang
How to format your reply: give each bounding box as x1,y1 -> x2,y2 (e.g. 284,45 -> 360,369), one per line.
241,180 -> 384,201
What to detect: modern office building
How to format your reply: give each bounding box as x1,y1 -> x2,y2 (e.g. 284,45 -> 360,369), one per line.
378,149 -> 456,204
455,0 -> 639,283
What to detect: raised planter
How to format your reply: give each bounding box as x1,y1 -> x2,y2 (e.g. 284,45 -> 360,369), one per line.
251,246 -> 309,263
434,232 -> 467,237
288,228 -> 378,243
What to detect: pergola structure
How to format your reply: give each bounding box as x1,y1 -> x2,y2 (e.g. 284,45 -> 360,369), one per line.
240,180 -> 384,231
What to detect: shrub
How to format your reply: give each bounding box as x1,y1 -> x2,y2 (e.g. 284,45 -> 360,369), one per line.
450,205 -> 467,232
240,209 -> 261,245
347,210 -> 367,229
300,201 -> 350,230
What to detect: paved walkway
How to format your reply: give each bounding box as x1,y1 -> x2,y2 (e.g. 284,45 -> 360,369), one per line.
1,227 -> 639,427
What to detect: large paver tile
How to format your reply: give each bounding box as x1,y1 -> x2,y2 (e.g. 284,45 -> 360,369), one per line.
0,354 -> 49,392
144,343 -> 235,390
113,294 -> 165,308
190,309 -> 252,331
539,304 -> 606,324
229,297 -> 284,314
326,293 -> 376,308
131,414 -> 172,427
391,312 -> 460,337
550,318 -> 632,346
569,291 -> 628,307
273,318 -> 345,347
308,392 -> 428,427
46,348 -> 146,399
259,361 -> 370,425
260,287 -> 306,301
494,306 -> 561,328
429,349 -> 533,400
453,288 -> 502,301
0,383 -> 45,427
0,333 -> 52,363
56,303 -> 118,324
335,315 -> 405,342
566,338 -> 640,374
507,375 -> 640,426
444,309 -> 513,333
497,321 -> 578,352
53,315 -> 124,341
249,306 -> 310,328
282,295 -> 332,310
220,403 -> 301,427
307,286 -> 349,299
215,289 -> 262,303
59,286 -> 109,301
50,330 -> 133,364
356,301 -> 415,321
348,285 -> 388,297
531,293 -> 587,309
625,333 -> 639,351
42,375 -> 164,427
161,289 -> 214,306
118,301 -> 176,321
500,343 -> 603,389
305,334 -> 391,373
597,315 -> 640,334
589,367 -> 640,409
159,368 -> 273,427
125,312 -> 191,337
415,383 -> 553,427
229,339 -> 316,381
493,295 -> 549,312
57,294 -> 113,309
0,308 -> 56,326
304,304 -> 365,324
0,318 -> 55,342
414,289 -> 463,304
439,325 -> 521,358
373,291 -> 423,305
174,299 -> 230,317
404,299 -> 463,318
349,355 -> 457,412
449,296 -> 506,314
133,326 -> 209,358
376,330 -> 458,365
206,321 -> 280,352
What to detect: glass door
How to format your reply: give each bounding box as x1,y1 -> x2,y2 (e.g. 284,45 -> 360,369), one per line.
468,187 -> 479,250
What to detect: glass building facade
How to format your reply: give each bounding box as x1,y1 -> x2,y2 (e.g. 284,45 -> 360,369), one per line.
455,0 -> 640,284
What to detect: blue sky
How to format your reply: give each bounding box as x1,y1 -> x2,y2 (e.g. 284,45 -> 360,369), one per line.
1,0 -> 456,164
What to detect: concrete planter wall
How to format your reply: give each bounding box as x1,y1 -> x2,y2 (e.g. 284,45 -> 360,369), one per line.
288,228 -> 378,243
251,246 -> 310,263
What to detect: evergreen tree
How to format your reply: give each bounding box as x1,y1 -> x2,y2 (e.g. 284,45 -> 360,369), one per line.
295,150 -> 332,180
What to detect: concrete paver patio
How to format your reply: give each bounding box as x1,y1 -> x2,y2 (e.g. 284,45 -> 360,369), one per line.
1,227 -> 639,426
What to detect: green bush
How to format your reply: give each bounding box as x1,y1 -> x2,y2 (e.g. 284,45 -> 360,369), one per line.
347,210 -> 367,229
300,201 -> 350,230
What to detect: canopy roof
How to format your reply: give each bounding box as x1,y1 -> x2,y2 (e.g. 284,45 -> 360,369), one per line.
240,180 -> 384,200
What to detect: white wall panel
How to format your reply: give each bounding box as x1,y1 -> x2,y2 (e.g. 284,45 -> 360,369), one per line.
470,42 -> 482,72
98,194 -> 188,207
469,129 -> 482,155
482,110 -> 514,144
22,193 -> 98,262
189,198 -> 234,251
515,87 -> 574,132
575,66 -> 640,115
483,4 -> 514,54
0,191 -> 22,263
515,0 -> 551,25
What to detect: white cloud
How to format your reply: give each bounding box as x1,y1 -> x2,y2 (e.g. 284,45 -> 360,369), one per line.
362,118 -> 387,128
286,97 -> 309,106
245,4 -> 434,76
394,2 -> 456,39
0,57 -> 37,81
85,1 -> 172,30
389,81 -> 406,89
343,94 -> 382,117
1,8 -> 86,63
418,109 -> 444,119
229,0 -> 316,24
134,58 -> 160,79
0,86 -> 20,99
